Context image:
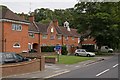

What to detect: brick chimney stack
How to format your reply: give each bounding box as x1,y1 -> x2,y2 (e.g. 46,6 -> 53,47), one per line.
29,16 -> 34,22
53,19 -> 59,27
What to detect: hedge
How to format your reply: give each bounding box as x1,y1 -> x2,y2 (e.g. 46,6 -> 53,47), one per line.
41,46 -> 55,52
41,46 -> 68,55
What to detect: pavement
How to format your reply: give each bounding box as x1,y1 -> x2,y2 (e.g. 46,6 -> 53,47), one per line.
3,54 -> 116,79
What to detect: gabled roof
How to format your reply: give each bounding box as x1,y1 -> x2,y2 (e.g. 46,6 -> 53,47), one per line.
29,21 -> 80,37
36,22 -> 49,34
29,22 -> 38,32
55,26 -> 80,37
0,5 -> 28,23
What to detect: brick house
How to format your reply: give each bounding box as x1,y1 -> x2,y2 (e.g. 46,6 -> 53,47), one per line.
0,5 -> 80,53
81,38 -> 97,51
28,17 -> 80,52
0,6 -> 29,53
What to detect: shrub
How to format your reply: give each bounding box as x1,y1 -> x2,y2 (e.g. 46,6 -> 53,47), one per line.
61,46 -> 68,55
41,46 -> 68,55
41,46 -> 55,52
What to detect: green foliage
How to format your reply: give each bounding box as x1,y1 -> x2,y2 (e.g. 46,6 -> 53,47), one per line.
41,46 -> 68,55
58,55 -> 93,64
61,46 -> 68,55
39,18 -> 51,24
74,2 -> 120,49
17,2 -> 120,50
41,46 -> 55,52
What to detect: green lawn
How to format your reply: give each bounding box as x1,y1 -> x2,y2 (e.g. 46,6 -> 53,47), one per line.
46,55 -> 93,64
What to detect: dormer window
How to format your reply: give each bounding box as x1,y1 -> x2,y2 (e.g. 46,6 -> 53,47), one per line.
13,42 -> 20,48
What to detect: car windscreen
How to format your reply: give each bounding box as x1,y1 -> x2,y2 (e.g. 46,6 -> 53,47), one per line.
15,54 -> 24,60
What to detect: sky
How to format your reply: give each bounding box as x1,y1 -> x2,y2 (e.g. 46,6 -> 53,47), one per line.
0,0 -> 78,14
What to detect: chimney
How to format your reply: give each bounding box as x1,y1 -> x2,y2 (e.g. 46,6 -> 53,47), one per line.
20,12 -> 25,20
29,16 -> 35,22
53,19 -> 59,27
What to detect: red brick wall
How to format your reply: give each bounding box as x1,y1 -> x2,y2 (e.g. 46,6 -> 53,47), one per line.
40,25 -> 62,46
28,33 -> 39,44
3,22 -> 29,53
2,59 -> 41,77
39,25 -> 79,46
63,37 -> 78,46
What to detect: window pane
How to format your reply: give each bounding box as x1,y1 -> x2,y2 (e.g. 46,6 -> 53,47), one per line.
42,35 -> 47,39
50,35 -> 55,40
13,43 -> 20,48
57,35 -> 61,40
29,33 -> 34,38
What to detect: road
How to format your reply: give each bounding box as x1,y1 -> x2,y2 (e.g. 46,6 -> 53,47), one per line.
51,54 -> 119,79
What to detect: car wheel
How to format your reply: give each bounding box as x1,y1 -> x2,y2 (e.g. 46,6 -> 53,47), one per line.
108,51 -> 113,53
75,53 -> 79,56
87,54 -> 91,57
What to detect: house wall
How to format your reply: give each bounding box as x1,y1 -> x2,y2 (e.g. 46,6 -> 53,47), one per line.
3,22 -> 29,53
40,25 -> 62,46
63,36 -> 78,46
28,33 -> 38,44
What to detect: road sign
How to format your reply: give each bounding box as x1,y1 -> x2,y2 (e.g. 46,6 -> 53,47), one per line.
55,45 -> 61,51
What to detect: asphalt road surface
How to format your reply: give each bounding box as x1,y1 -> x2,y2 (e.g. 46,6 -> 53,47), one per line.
52,54 -> 119,79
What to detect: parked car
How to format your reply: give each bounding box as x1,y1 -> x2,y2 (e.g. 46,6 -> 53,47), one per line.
0,52 -> 30,64
100,46 -> 113,53
74,49 -> 95,57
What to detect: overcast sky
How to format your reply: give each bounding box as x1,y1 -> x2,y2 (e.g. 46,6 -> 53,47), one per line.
0,0 -> 78,14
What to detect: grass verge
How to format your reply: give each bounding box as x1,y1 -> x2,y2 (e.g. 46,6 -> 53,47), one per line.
45,55 -> 93,64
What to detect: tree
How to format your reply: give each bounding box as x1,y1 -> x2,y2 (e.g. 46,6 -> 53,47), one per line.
74,2 -> 120,50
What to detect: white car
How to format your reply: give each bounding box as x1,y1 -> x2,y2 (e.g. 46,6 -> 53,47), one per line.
74,49 -> 95,57
100,46 -> 113,53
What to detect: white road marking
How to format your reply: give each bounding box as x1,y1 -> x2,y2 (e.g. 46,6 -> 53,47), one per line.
96,69 -> 110,77
45,70 -> 70,78
75,66 -> 80,67
65,65 -> 68,66
55,69 -> 68,73
113,64 -> 118,68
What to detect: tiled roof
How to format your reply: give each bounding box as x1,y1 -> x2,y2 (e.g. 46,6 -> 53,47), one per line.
29,21 -> 80,37
36,22 -> 49,34
82,38 -> 96,45
55,26 -> 80,37
0,5 -> 28,23
29,22 -> 38,32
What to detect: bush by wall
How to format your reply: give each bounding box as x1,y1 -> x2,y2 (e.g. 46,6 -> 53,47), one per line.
41,46 -> 55,52
61,46 -> 68,55
41,46 -> 68,55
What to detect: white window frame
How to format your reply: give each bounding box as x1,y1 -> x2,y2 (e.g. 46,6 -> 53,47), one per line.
13,42 -> 21,48
29,33 -> 35,38
42,34 -> 47,39
72,37 -> 75,40
50,35 -> 55,40
57,35 -> 61,40
65,36 -> 68,40
12,24 -> 22,31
